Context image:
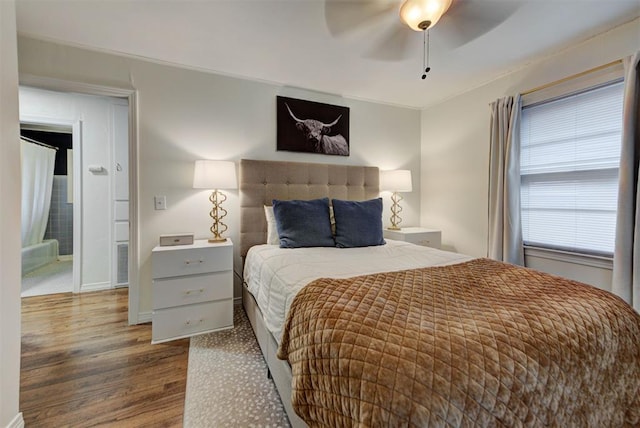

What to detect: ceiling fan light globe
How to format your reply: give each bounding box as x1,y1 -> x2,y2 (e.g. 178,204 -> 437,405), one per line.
399,0 -> 453,32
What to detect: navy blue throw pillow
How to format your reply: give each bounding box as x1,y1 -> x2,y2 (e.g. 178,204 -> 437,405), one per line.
272,197 -> 335,248
332,198 -> 386,248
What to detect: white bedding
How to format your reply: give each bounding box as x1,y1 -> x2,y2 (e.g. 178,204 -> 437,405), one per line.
243,239 -> 474,343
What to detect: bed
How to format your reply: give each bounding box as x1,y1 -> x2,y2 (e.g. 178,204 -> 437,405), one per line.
239,159 -> 640,427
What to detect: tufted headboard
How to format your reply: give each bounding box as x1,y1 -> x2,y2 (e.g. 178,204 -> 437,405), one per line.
239,159 -> 380,257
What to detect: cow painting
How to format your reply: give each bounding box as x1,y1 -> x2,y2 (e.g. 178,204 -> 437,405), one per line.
277,96 -> 350,156
285,103 -> 349,156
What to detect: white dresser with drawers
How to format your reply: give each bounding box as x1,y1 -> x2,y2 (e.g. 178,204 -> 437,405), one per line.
151,239 -> 233,344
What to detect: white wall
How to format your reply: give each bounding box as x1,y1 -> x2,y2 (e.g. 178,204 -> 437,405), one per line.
17,37 -> 421,317
420,19 -> 639,290
0,1 -> 24,426
19,87 -> 128,291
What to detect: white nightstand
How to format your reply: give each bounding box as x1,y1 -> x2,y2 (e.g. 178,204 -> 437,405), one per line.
384,227 -> 442,249
151,239 -> 233,344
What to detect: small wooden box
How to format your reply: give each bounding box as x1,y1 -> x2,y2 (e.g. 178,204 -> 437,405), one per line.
159,233 -> 194,247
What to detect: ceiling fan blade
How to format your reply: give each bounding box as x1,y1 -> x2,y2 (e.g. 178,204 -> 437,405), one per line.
363,20 -> 415,61
324,0 -> 400,38
436,0 -> 521,48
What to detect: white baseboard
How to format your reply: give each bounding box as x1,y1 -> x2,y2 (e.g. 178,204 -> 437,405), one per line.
234,296 -> 242,306
137,311 -> 152,324
6,412 -> 24,428
80,281 -> 111,292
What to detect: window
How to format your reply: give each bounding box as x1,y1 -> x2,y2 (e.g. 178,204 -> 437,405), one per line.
520,80 -> 624,257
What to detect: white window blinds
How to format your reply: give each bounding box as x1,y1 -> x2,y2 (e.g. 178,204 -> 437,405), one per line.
520,80 -> 624,256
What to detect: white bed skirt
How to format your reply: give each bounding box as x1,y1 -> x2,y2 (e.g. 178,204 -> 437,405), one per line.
242,283 -> 307,428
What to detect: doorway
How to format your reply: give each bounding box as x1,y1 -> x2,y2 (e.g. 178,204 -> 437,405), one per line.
19,86 -> 131,301
19,76 -> 140,326
20,125 -> 74,296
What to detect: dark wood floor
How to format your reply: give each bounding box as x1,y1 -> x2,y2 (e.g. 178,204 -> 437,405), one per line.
20,289 -> 189,427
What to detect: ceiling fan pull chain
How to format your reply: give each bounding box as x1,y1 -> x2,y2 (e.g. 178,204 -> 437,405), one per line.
421,29 -> 431,80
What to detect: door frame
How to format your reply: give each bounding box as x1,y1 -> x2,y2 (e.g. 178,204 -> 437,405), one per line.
20,74 -> 141,325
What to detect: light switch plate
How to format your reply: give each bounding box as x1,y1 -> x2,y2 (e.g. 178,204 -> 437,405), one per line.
154,195 -> 167,210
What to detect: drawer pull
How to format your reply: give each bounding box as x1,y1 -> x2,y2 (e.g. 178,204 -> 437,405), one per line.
184,259 -> 204,265
184,288 -> 205,296
185,318 -> 205,325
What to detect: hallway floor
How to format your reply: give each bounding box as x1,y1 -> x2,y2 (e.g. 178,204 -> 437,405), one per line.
21,260 -> 72,297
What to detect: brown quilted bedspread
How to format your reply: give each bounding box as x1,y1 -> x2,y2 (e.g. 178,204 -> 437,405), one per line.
277,258 -> 640,427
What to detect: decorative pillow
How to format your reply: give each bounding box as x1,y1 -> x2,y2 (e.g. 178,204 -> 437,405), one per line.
266,204 -> 336,244
332,198 -> 386,248
264,205 -> 280,245
272,197 -> 335,248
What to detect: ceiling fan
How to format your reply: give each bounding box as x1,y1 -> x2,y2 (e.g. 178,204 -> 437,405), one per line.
324,0 -> 520,67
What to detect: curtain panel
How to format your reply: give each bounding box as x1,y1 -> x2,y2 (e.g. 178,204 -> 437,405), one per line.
20,139 -> 56,248
488,95 -> 524,265
612,51 -> 640,312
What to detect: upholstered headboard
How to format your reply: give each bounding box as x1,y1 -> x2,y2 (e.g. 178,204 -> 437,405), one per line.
239,159 -> 379,257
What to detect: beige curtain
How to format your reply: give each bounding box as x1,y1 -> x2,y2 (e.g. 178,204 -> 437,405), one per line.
488,95 -> 524,265
612,51 -> 640,312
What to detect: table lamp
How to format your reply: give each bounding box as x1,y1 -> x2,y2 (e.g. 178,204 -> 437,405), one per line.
380,169 -> 412,230
193,160 -> 237,242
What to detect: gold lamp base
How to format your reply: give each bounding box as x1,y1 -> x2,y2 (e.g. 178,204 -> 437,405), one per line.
388,191 -> 404,230
208,189 -> 229,243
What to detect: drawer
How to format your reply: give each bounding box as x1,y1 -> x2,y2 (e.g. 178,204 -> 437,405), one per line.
152,244 -> 232,279
407,233 -> 441,249
152,271 -> 232,310
115,221 -> 129,242
152,299 -> 233,344
114,201 -> 129,221
384,229 -> 442,249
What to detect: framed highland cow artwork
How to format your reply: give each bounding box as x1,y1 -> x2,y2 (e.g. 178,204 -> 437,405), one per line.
277,96 -> 350,156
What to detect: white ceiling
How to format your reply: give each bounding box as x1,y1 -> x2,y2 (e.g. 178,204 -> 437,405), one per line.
15,0 -> 640,109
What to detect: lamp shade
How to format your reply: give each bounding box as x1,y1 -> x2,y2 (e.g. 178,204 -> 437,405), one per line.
399,0 -> 453,32
193,160 -> 237,190
380,170 -> 413,192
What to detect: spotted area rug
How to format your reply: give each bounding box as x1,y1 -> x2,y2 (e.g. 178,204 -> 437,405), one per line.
184,305 -> 291,427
